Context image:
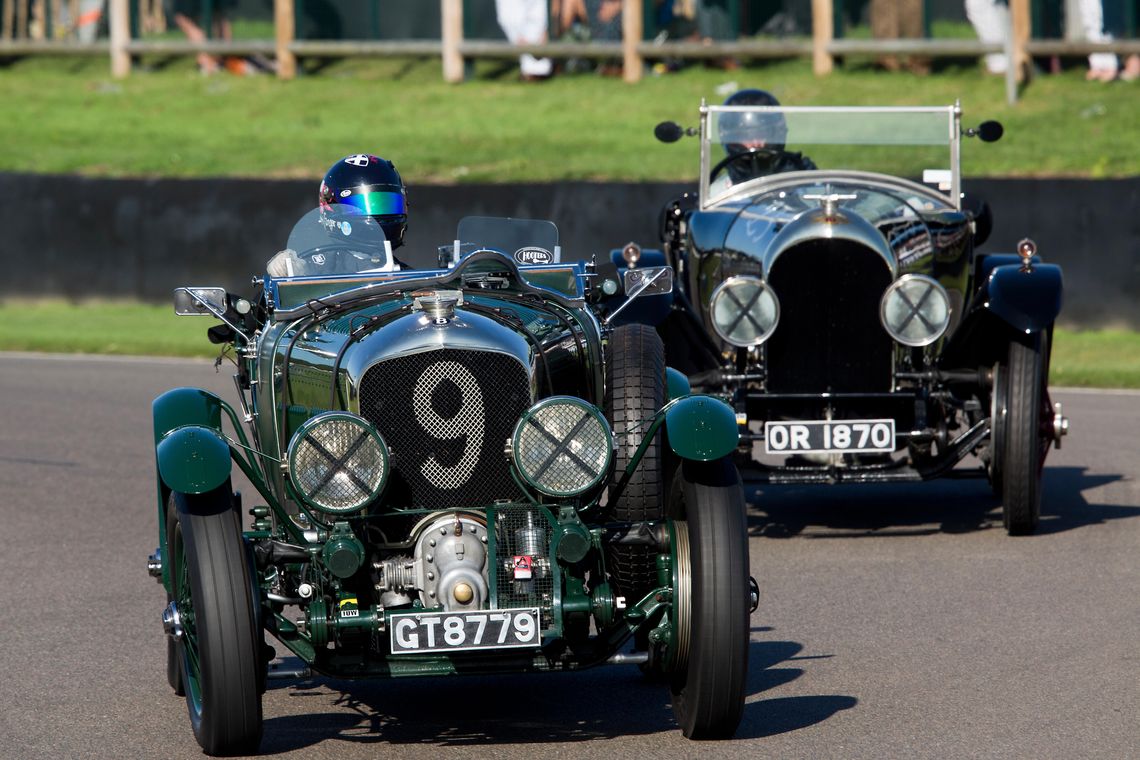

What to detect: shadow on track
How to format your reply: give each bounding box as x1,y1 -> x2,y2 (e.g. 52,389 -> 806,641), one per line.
746,465 -> 1131,538
258,638 -> 854,751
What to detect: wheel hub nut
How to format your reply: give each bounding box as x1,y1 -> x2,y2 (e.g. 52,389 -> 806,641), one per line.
1052,402 -> 1070,449
162,602 -> 183,639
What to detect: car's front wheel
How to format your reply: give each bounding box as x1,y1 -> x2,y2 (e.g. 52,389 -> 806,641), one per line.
170,483 -> 263,756
669,457 -> 749,739
998,334 -> 1050,535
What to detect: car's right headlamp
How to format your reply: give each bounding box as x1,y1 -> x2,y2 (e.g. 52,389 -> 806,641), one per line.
709,275 -> 780,347
511,397 -> 613,497
288,412 -> 389,514
880,274 -> 951,347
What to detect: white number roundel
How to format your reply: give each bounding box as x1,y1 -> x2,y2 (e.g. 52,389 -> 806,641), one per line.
412,361 -> 484,489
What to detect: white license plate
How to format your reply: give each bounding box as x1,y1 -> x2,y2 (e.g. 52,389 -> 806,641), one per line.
389,607 -> 541,654
764,419 -> 895,455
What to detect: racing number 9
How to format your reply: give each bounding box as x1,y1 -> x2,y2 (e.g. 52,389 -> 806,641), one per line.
412,361 -> 484,489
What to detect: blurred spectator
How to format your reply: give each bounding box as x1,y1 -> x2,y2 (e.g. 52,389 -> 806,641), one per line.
964,0 -> 1010,75
494,0 -> 553,80
1079,0 -> 1119,80
553,0 -> 621,74
870,0 -> 930,74
167,0 -> 236,74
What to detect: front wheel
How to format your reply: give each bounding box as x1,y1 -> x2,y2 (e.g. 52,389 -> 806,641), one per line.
999,334 -> 1048,535
670,458 -> 750,739
170,484 -> 263,756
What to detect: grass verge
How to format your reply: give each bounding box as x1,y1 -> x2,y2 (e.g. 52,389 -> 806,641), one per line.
1,55 -> 1138,180
1,301 -> 1136,388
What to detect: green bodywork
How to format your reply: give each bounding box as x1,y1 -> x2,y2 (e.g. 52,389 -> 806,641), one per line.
153,253 -> 734,681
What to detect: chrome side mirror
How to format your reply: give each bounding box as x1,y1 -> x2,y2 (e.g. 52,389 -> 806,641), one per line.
174,287 -> 228,316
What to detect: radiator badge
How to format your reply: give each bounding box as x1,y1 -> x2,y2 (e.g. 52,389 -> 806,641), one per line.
514,247 -> 554,265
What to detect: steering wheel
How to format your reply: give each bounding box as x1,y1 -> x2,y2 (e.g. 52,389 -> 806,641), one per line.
709,148 -> 783,184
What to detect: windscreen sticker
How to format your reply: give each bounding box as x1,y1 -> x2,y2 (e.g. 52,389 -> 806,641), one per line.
514,247 -> 554,265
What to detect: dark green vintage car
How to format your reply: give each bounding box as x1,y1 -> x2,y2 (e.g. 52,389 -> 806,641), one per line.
148,207 -> 755,755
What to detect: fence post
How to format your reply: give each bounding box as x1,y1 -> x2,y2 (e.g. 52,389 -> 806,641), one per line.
622,0 -> 643,83
274,0 -> 296,80
109,0 -> 130,77
441,0 -> 464,83
812,0 -> 834,74
1010,0 -> 1030,83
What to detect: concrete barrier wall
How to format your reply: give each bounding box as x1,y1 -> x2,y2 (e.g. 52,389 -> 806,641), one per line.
3,173 -> 1137,327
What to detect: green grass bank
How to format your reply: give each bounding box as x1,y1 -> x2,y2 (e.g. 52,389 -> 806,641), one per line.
1,301 -> 1136,388
1,56 -> 1138,181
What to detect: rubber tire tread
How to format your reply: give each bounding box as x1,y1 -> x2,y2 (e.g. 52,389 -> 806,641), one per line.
176,487 -> 263,756
671,457 -> 749,739
165,495 -> 185,696
603,323 -> 667,601
1001,334 -> 1043,535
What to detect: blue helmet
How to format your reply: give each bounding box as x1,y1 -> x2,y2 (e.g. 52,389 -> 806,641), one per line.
718,89 -> 787,153
319,154 -> 408,249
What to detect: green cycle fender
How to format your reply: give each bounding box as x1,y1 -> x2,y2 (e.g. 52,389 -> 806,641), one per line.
664,395 -> 739,462
156,424 -> 232,496
666,367 -> 691,400
153,386 -> 224,442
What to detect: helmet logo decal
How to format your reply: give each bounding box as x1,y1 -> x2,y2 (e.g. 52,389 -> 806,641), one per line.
344,154 -> 371,167
339,189 -> 352,197
513,247 -> 554,265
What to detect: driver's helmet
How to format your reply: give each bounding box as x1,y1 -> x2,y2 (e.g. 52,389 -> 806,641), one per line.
717,89 -> 788,183
318,154 -> 408,249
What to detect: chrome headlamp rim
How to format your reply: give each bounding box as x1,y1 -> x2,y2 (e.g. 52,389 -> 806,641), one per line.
708,275 -> 781,348
879,273 -> 951,348
511,396 -> 614,498
287,411 -> 389,514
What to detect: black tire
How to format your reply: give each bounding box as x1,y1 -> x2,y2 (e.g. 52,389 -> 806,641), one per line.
170,484 -> 263,756
164,495 -> 185,696
1000,334 -> 1046,535
670,458 -> 749,740
603,323 -> 667,602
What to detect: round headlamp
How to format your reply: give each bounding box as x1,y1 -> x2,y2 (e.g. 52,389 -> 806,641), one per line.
709,275 -> 780,347
288,412 -> 389,514
880,274 -> 951,347
511,397 -> 613,498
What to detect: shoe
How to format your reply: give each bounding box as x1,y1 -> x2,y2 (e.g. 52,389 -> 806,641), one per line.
1122,54 -> 1140,82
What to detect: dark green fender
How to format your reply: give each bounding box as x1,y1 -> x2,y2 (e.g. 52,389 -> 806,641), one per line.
152,387 -> 233,588
664,395 -> 739,462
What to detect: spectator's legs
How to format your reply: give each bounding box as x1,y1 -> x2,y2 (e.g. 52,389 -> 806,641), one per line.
964,0 -> 1010,74
1077,0 -> 1118,79
172,12 -> 219,73
494,0 -> 553,78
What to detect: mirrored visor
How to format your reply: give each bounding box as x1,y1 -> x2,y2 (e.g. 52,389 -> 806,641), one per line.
339,190 -> 406,216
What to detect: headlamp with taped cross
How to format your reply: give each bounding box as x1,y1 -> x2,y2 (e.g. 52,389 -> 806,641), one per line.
709,275 -> 781,348
287,412 -> 390,514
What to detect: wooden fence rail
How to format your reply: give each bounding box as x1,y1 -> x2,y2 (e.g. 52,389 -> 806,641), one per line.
2,0 -> 1137,101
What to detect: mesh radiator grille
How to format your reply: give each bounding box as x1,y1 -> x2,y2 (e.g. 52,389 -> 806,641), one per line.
359,348 -> 531,509
493,504 -> 555,631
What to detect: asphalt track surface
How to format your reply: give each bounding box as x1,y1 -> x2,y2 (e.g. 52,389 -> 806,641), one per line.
1,352 -> 1137,759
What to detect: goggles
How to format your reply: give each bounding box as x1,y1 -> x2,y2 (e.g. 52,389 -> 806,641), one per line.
338,190 -> 406,216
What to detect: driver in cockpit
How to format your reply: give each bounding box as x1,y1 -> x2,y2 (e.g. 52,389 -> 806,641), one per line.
267,154 -> 411,277
710,89 -> 816,196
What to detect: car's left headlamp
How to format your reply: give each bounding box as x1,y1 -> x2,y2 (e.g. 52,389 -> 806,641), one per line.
880,274 -> 951,347
511,397 -> 613,497
288,412 -> 389,514
709,275 -> 780,347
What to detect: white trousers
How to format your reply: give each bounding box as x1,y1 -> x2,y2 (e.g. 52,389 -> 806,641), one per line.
964,0 -> 1010,74
495,0 -> 553,76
